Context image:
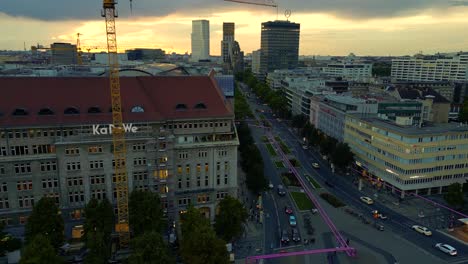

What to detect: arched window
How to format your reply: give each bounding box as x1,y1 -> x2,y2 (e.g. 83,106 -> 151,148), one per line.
131,106 -> 145,113
12,108 -> 28,116
64,107 -> 80,115
38,108 -> 54,115
175,104 -> 187,110
88,107 -> 102,114
194,102 -> 207,109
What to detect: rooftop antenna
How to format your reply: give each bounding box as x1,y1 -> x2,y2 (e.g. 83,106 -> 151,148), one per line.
284,9 -> 291,21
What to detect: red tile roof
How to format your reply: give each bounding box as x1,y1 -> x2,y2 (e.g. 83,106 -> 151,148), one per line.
0,76 -> 233,127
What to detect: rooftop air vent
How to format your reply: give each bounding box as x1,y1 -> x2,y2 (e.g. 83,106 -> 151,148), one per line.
38,108 -> 54,115
12,108 -> 28,116
64,107 -> 80,115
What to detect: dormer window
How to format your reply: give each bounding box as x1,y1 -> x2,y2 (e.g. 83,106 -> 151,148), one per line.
64,107 -> 80,115
12,108 -> 28,116
194,102 -> 207,109
175,104 -> 187,110
38,108 -> 54,115
88,107 -> 102,114
131,106 -> 145,113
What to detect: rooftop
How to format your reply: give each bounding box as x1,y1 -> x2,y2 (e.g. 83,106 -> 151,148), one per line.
0,76 -> 232,128
350,114 -> 468,136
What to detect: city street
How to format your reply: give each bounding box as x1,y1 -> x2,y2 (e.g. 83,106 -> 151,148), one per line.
238,82 -> 468,264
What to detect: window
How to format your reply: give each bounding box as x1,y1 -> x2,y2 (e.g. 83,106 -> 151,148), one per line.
44,193 -> 60,204
197,194 -> 210,203
158,170 -> 168,180
216,174 -> 220,185
38,108 -> 54,115
178,197 -> 191,206
0,218 -> 12,226
12,108 -> 28,116
217,162 -> 221,171
65,147 -> 80,155
196,164 -> 201,173
186,165 -> 190,174
88,107 -> 101,114
133,171 -> 148,181
10,145 -> 29,156
88,145 -> 103,153
90,160 -> 104,169
205,174 -> 209,186
131,106 -> 145,113
194,102 -> 207,109
66,162 -> 81,171
18,196 -> 34,208
133,143 -> 146,151
224,174 -> 228,185
32,144 -> 54,154
68,191 -> 85,203
178,178 -> 182,189
0,146 -> 6,156
216,192 -> 228,200
67,177 -> 83,187
178,152 -> 188,159
0,166 -> 4,175
133,157 -> 147,166
0,183 -> 7,192
175,104 -> 187,110
205,163 -> 209,172
64,107 -> 79,115
91,189 -> 107,200
225,161 -> 229,171
186,175 -> 190,188
14,163 -> 31,174
0,198 -> 9,209
40,161 -> 57,172
90,175 -> 105,185
177,165 -> 182,174
198,150 -> 208,158
42,179 -> 58,189
112,159 -> 126,167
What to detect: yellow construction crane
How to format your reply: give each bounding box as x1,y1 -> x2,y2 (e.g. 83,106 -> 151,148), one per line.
76,33 -> 83,65
224,0 -> 278,17
101,0 -> 130,247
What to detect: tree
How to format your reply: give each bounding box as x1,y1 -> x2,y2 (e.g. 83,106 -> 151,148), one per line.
20,235 -> 63,264
214,196 -> 248,242
246,163 -> 267,194
83,198 -> 114,264
372,62 -> 391,77
330,143 -> 354,172
0,224 -> 22,256
459,96 -> 468,122
291,114 -> 308,129
319,136 -> 337,156
25,197 -> 64,249
128,232 -> 174,264
180,206 -> 229,264
444,183 -> 465,208
129,190 -> 164,237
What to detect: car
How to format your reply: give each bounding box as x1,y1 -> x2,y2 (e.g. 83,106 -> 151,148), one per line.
311,208 -> 318,214
277,185 -> 286,196
268,182 -> 274,189
435,243 -> 457,256
302,145 -> 308,150
289,215 -> 297,226
280,229 -> 290,244
360,196 -> 374,205
373,223 -> 385,231
412,225 -> 432,236
285,206 -> 293,214
312,163 -> 320,169
292,228 -> 301,242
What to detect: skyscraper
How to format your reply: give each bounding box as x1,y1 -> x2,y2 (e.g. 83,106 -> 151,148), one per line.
191,20 -> 210,62
260,20 -> 300,75
221,22 -> 244,73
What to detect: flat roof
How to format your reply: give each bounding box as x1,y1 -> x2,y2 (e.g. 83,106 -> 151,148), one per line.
349,114 -> 468,135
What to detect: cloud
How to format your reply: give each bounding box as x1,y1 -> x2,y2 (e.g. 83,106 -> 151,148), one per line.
0,0 -> 464,21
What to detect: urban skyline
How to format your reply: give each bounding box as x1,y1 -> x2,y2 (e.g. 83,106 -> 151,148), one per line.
2,1 -> 468,55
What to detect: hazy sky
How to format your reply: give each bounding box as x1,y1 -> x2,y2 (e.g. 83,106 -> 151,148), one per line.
1,0 -> 468,55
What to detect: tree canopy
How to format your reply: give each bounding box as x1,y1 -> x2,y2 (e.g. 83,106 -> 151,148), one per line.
215,196 -> 248,242
444,183 -> 465,208
459,96 -> 468,122
180,206 -> 229,264
128,232 -> 174,264
20,235 -> 63,264
129,190 -> 165,237
331,142 -> 354,171
25,197 -> 64,249
83,198 -> 114,263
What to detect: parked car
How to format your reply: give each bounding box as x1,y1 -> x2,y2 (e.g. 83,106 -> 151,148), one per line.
412,225 -> 432,236
289,215 -> 297,226
360,196 -> 374,205
435,243 -> 457,256
292,228 -> 301,242
284,206 -> 293,214
312,163 -> 320,169
373,223 -> 385,231
281,229 -> 290,244
277,185 -> 286,196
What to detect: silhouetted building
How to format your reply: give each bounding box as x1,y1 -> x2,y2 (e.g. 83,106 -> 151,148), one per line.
51,43 -> 77,65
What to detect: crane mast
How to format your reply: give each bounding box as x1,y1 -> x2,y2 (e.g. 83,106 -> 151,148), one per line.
101,0 -> 130,247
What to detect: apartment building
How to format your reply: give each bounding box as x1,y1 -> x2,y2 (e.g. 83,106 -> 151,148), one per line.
391,53 -> 468,82
345,115 -> 468,196
322,60 -> 372,81
0,76 -> 238,227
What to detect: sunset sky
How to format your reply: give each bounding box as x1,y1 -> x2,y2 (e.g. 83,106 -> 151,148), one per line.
1,0 -> 468,56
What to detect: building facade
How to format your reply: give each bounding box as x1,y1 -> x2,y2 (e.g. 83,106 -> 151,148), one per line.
391,53 -> 468,82
252,50 -> 261,75
322,62 -> 372,81
0,76 -> 238,227
191,20 -> 210,62
260,20 -> 300,75
345,115 -> 468,196
51,43 -> 77,65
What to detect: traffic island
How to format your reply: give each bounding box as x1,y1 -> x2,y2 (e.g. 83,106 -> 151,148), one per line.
265,143 -> 277,156
290,191 -> 315,211
320,193 -> 345,208
274,161 -> 285,168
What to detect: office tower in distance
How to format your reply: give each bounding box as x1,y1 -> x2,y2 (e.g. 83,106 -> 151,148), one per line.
221,22 -> 244,73
260,20 -> 300,75
191,20 -> 210,62
252,49 -> 261,75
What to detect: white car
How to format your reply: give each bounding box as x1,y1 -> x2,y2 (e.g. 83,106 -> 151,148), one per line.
412,225 -> 432,236
312,163 -> 320,169
360,196 -> 374,205
268,182 -> 274,189
435,243 -> 457,256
